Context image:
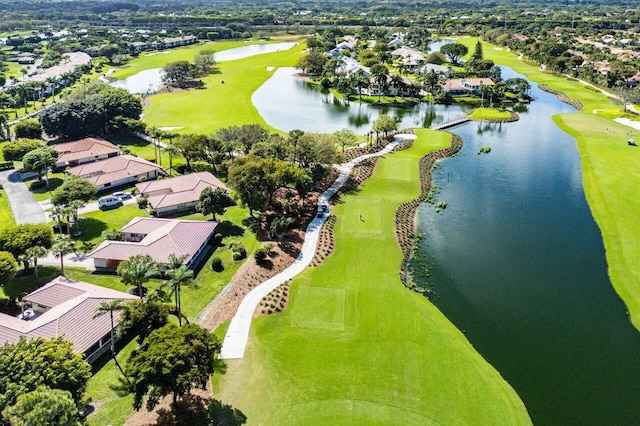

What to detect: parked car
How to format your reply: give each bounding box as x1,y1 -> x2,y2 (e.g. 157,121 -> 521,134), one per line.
112,191 -> 132,200
98,195 -> 123,210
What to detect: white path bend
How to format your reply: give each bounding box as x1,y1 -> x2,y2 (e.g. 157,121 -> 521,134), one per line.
219,134 -> 416,359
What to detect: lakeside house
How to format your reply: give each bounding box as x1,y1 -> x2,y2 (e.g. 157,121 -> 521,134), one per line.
441,77 -> 495,96
89,217 -> 218,270
66,154 -> 164,191
51,137 -> 121,168
0,276 -> 137,363
135,171 -> 229,217
416,63 -> 454,76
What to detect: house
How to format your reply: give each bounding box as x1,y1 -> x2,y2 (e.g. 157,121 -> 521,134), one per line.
51,137 -> 121,168
131,41 -> 148,53
151,35 -> 198,50
415,63 -> 453,76
335,57 -> 370,77
441,78 -> 495,96
67,154 -> 164,191
89,217 -> 218,270
388,37 -> 404,47
368,75 -> 416,97
136,172 -> 229,217
0,276 -> 137,363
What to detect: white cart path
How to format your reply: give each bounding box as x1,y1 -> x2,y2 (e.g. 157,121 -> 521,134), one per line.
219,134 -> 416,359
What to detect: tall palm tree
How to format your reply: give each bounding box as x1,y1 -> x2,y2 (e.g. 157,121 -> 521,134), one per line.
51,205 -> 65,235
69,200 -> 85,236
62,205 -> 74,235
26,246 -> 48,281
117,254 -> 159,299
45,77 -> 57,103
52,235 -> 74,276
94,300 -> 130,381
390,74 -> 405,101
163,144 -> 180,176
161,263 -> 196,326
32,149 -> 55,188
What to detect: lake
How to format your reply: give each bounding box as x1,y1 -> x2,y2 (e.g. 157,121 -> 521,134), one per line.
253,67 -> 469,134
413,67 -> 640,425
111,42 -> 298,94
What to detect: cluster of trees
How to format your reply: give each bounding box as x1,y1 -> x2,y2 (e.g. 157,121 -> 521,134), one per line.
39,84 -> 143,139
0,337 -> 92,425
162,50 -> 217,88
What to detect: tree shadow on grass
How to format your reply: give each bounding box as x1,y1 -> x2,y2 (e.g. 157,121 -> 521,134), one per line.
77,217 -> 109,242
216,220 -> 244,238
2,265 -> 60,299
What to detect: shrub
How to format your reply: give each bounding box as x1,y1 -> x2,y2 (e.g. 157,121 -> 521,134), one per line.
254,247 -> 268,262
0,162 -> 13,172
210,257 -> 223,272
149,207 -> 157,217
229,241 -> 246,261
29,180 -> 47,190
137,196 -> 148,208
2,139 -> 43,161
14,119 -> 43,139
212,233 -> 223,245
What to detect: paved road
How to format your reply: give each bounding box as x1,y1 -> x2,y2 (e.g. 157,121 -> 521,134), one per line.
219,134 -> 416,360
0,170 -> 46,224
40,196 -> 138,219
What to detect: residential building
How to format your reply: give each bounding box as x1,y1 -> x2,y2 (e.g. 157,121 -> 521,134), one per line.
51,137 -> 121,168
89,217 -> 218,270
0,276 -> 137,363
66,154 -> 164,191
441,78 -> 495,96
136,172 -> 229,217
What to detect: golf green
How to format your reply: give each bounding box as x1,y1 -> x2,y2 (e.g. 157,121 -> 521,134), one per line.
214,130 -> 531,425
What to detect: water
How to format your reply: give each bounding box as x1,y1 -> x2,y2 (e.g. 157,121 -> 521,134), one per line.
111,42 -> 298,94
253,67 -> 469,134
413,67 -> 640,424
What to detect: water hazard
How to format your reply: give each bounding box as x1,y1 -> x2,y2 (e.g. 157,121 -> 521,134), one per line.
413,67 -> 640,424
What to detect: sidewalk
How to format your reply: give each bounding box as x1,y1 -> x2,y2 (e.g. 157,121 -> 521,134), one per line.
0,170 -> 46,224
38,250 -> 95,270
219,134 -> 416,360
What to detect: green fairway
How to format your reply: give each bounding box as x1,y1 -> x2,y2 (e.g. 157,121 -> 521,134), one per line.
214,130 -> 531,425
142,43 -> 305,133
468,107 -> 511,120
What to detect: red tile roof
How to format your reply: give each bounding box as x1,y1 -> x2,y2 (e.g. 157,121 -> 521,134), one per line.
51,137 -> 120,165
135,172 -> 229,210
89,217 -> 218,265
67,154 -> 164,187
0,276 -> 137,354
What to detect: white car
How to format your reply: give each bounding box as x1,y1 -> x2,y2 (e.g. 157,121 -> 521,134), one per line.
112,191 -> 132,200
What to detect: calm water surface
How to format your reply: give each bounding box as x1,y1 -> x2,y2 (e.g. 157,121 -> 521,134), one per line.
253,67 -> 468,134
413,67 -> 640,424
111,42 -> 297,94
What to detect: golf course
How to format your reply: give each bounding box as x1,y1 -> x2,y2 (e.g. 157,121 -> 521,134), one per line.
213,129 -> 531,424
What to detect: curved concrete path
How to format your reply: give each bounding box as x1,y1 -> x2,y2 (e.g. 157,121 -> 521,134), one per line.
219,134 -> 416,359
0,170 -> 46,224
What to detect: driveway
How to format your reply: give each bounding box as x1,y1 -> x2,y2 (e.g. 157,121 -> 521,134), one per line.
0,170 -> 46,224
40,196 -> 138,219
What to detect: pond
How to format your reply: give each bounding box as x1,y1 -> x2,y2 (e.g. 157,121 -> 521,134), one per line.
110,42 -> 298,94
253,67 -> 469,134
412,67 -> 640,425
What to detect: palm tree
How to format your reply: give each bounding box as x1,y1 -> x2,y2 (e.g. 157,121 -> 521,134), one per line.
94,300 -> 130,380
32,149 -> 55,188
390,74 -> 405,101
26,246 -> 48,281
117,254 -> 159,299
51,205 -> 65,235
161,263 -> 196,326
45,77 -> 57,103
69,200 -> 85,236
52,235 -> 74,276
62,205 -> 74,235
163,144 -> 180,176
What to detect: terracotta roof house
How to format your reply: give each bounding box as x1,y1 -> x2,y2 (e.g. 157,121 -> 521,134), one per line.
441,78 -> 495,96
89,217 -> 217,270
67,154 -> 164,191
51,137 -> 121,168
0,276 -> 137,363
135,172 -> 229,217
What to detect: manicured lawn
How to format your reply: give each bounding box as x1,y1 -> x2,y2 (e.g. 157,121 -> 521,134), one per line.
23,172 -> 66,201
0,190 -> 15,230
75,204 -> 147,247
214,130 -> 531,425
468,107 -> 511,120
109,40 -> 252,79
142,43 -> 305,133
